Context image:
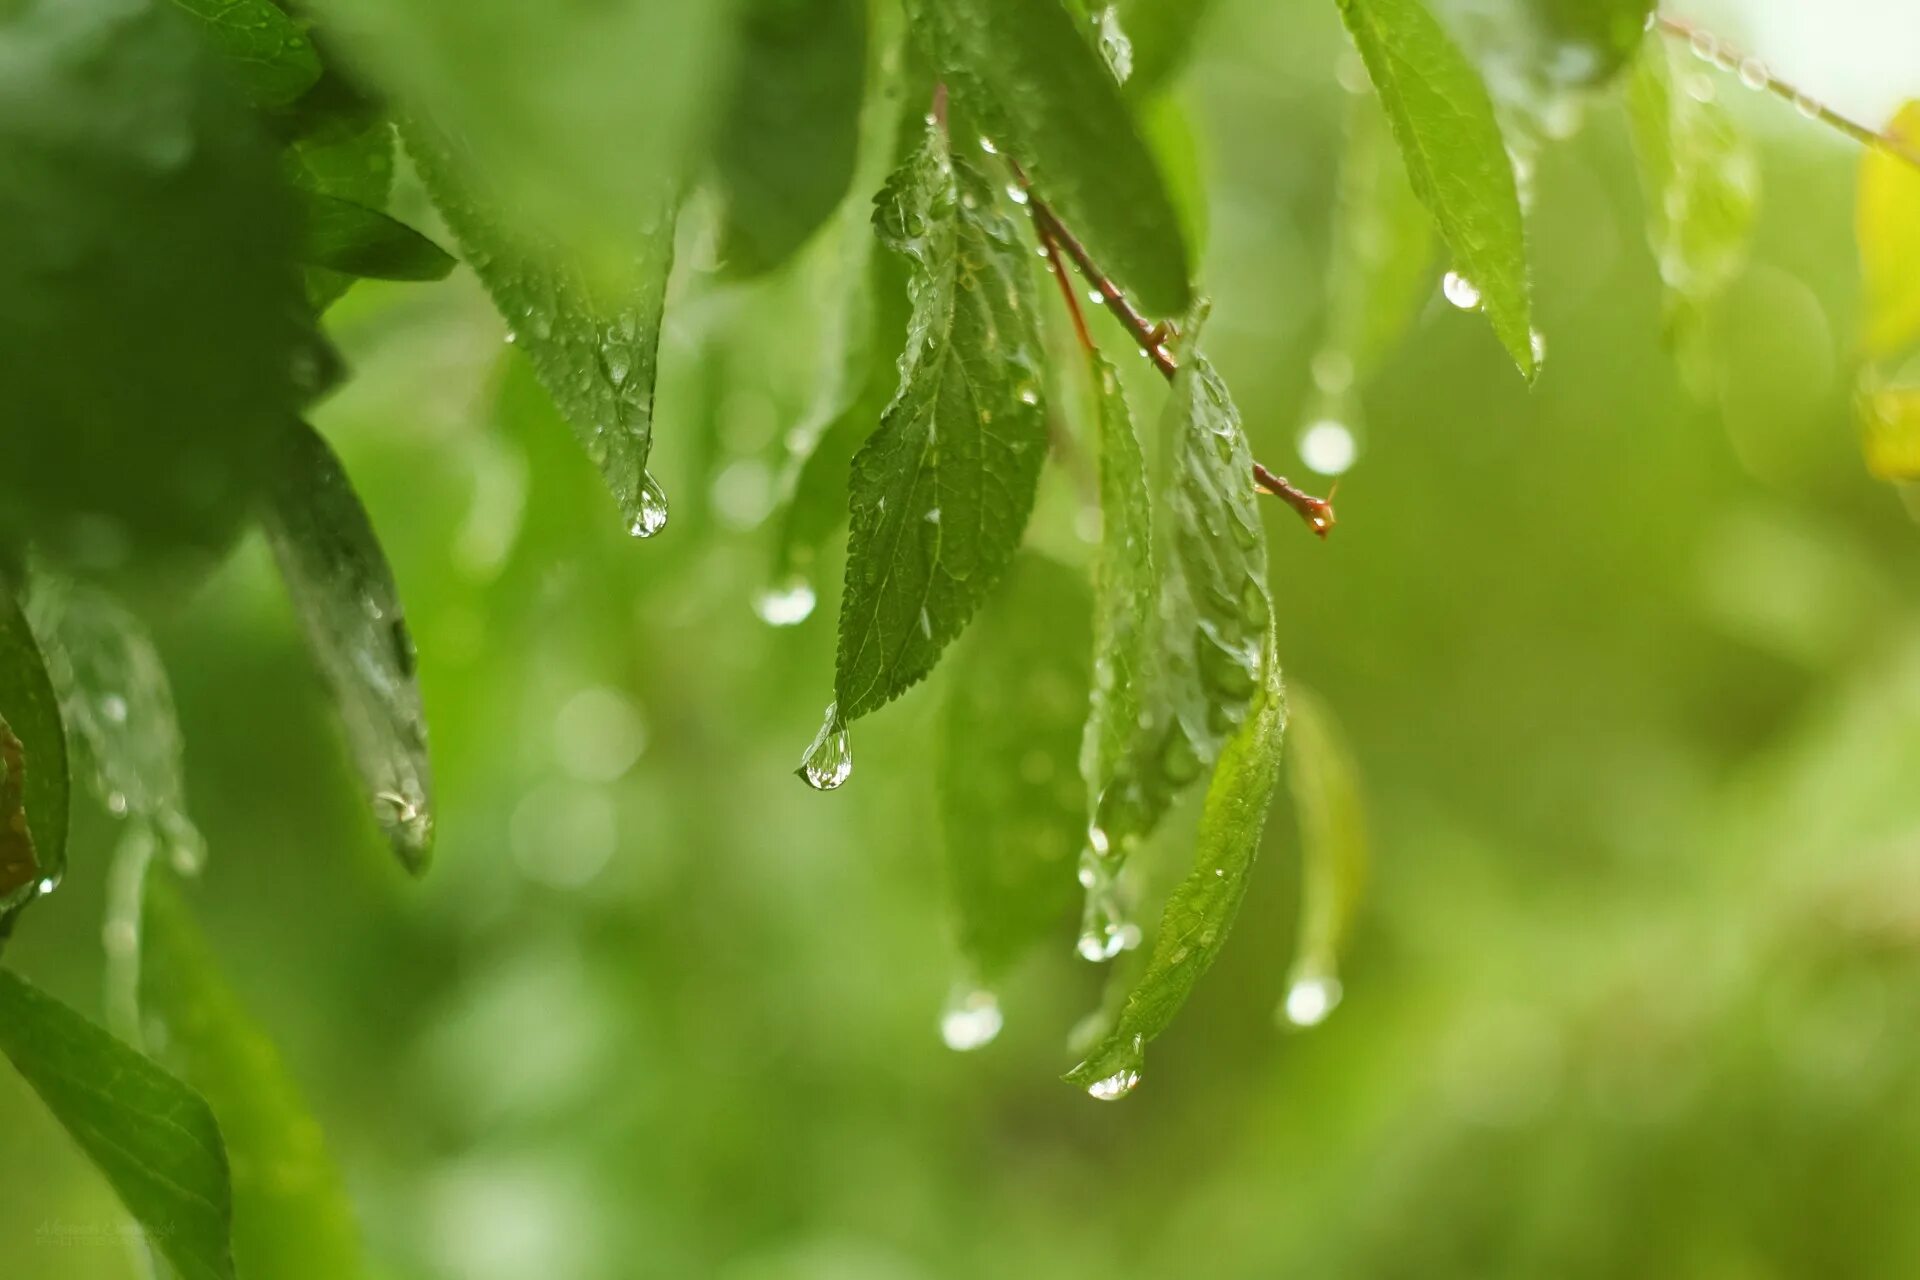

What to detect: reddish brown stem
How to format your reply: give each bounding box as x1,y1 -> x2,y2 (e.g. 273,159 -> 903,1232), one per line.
1032,213 -> 1096,355
1254,464 -> 1336,540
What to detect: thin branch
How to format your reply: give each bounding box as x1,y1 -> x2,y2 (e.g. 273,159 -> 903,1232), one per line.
1654,13 -> 1920,175
1031,207 -> 1097,355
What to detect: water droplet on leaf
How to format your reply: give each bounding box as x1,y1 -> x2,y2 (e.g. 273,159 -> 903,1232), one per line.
1442,270 -> 1482,310
797,703 -> 852,791
629,472 -> 669,539
1086,1067 -> 1140,1101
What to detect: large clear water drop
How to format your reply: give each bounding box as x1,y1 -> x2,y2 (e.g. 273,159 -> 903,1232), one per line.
629,471 -> 669,539
797,703 -> 852,791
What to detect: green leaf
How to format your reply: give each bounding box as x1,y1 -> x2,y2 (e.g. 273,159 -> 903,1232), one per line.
0,0 -> 304,587
0,967 -> 235,1280
1064,623 -> 1286,1097
406,124 -> 679,541
1856,101 -> 1920,361
24,580 -> 206,875
939,554 -> 1090,987
712,0 -> 868,276
906,0 -> 1193,317
261,422 -> 434,873
304,0 -> 729,256
829,118 -> 1049,723
1277,687 -> 1368,1028
1114,0 -> 1221,97
0,586 -> 67,920
282,107 -> 397,312
168,0 -> 322,108
1626,35 -> 1757,339
1335,0 -> 1536,377
142,880 -> 367,1280
294,188 -> 456,282
1323,90 -> 1438,383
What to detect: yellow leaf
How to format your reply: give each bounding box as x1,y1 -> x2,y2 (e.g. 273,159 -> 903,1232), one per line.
1857,101 -> 1920,359
1859,381 -> 1920,481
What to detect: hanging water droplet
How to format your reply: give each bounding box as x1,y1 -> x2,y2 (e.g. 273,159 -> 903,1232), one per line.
100,694 -> 127,724
1282,972 -> 1343,1028
159,810 -> 206,877
1076,889 -> 1141,962
629,472 -> 669,539
1016,384 -> 1041,406
1086,1067 -> 1140,1101
106,790 -> 128,817
1088,288 -> 1105,306
35,874 -> 59,897
1297,419 -> 1357,477
1441,270 -> 1482,310
504,331 -> 518,345
1737,56 -> 1768,90
797,703 -> 852,791
754,578 -> 817,627
1687,30 -> 1718,63
939,986 -> 1003,1051
1530,328 -> 1548,366
1087,824 -> 1111,857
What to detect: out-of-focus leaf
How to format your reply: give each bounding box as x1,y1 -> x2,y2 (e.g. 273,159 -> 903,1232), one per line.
1859,382 -> 1920,483
0,587 -> 66,920
1140,95 -> 1210,263
1626,35 -> 1757,360
828,118 -> 1048,724
1276,687 -> 1368,1028
712,0 -> 867,276
282,104 -> 395,312
906,0 -> 1192,317
1856,101 -> 1920,361
142,880 -> 366,1280
0,967 -> 235,1280
1323,90 -> 1437,383
168,0 -> 322,108
0,0 -> 302,587
939,555 -> 1090,987
25,581 -> 206,875
1065,624 -> 1285,1097
1335,0 -> 1536,378
261,422 -> 434,873
302,0 -> 729,256
293,188 -> 455,282
406,124 -> 678,540
1115,0 -> 1220,97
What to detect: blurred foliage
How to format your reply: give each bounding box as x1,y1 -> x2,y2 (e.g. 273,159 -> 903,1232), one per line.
7,0 -> 1920,1277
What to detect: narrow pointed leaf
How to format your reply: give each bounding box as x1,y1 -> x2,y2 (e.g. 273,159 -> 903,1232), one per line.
1335,0 -> 1536,377
1278,687 -> 1368,1021
407,124 -> 677,538
1856,101 -> 1920,361
169,0 -> 322,109
0,967 -> 235,1280
0,586 -> 66,919
831,119 -> 1049,722
940,555 -> 1090,984
261,422 -> 434,872
294,189 -> 455,283
1065,625 -> 1286,1093
26,580 -> 205,872
712,0 -> 868,276
906,0 -> 1192,317
142,880 -> 367,1279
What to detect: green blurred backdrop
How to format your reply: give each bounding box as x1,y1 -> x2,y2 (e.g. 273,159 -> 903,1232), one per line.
11,0 -> 1920,1275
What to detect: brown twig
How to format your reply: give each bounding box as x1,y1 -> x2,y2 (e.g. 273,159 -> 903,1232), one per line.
1653,13 -> 1920,175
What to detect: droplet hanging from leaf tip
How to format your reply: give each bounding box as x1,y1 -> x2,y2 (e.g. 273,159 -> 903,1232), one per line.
797,703 -> 852,791
1281,970 -> 1343,1029
754,578 -> 817,627
629,472 -> 670,539
939,986 -> 1003,1051
1442,270 -> 1482,310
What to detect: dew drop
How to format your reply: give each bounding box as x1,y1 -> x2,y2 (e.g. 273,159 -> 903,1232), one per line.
504,331 -> 518,345
1687,30 -> 1718,63
1016,384 -> 1041,406
1737,56 -> 1768,90
1088,288 -> 1105,306
797,703 -> 852,791
100,694 -> 127,724
754,578 -> 817,627
1282,972 -> 1343,1028
1530,327 -> 1548,366
1086,1067 -> 1140,1101
939,987 -> 1003,1051
1793,92 -> 1821,119
1442,270 -> 1482,310
1005,183 -> 1029,206
35,874 -> 59,897
629,472 -> 669,539
978,136 -> 999,155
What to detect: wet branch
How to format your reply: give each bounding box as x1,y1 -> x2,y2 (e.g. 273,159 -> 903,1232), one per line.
1654,13 -> 1920,175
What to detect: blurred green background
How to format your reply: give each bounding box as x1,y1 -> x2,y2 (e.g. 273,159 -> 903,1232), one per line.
11,0 -> 1920,1275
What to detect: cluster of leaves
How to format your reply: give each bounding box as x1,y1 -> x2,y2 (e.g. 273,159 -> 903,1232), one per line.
0,0 -> 1915,1269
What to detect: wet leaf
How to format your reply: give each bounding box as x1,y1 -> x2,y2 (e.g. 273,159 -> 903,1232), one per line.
0,586 -> 66,922
406,123 -> 677,539
1335,0 -> 1536,377
906,0 -> 1193,317
712,0 -> 868,276
1277,687 -> 1368,1026
280,84 -> 396,312
169,0 -> 322,108
261,422 -> 434,873
0,967 -> 235,1280
1064,624 -> 1285,1095
293,189 -> 455,282
939,554 -> 1090,985
142,880 -> 367,1280
25,580 -> 206,875
831,118 -> 1049,722
1856,101 -> 1920,361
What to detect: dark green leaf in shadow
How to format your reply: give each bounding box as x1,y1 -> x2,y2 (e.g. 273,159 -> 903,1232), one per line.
294,188 -> 455,282
0,586 -> 66,923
